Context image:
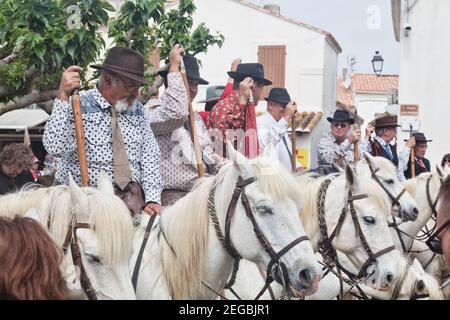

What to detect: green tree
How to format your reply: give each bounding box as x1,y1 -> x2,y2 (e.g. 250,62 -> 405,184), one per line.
0,0 -> 114,114
0,0 -> 224,114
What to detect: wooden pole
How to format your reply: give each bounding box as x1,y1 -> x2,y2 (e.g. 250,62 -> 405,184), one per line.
410,125 -> 415,178
291,111 -> 297,172
353,109 -> 359,162
179,59 -> 205,177
71,89 -> 89,186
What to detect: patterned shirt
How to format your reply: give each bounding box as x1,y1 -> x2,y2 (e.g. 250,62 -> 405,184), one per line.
207,91 -> 259,158
43,88 -> 163,204
317,131 -> 372,167
146,84 -> 215,191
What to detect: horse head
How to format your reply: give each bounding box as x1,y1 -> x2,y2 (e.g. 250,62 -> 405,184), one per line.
358,153 -> 419,221
66,173 -> 136,300
223,142 -> 321,297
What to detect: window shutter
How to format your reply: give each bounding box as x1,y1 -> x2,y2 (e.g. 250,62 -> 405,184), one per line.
257,45 -> 286,100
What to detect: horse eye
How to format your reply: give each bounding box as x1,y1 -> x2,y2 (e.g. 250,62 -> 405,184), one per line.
256,204 -> 272,214
363,216 -> 376,225
384,179 -> 394,184
86,253 -> 102,265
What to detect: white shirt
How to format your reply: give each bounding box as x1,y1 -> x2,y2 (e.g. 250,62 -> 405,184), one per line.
257,112 -> 299,171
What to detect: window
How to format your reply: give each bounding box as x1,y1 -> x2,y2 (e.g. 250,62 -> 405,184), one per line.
257,45 -> 286,100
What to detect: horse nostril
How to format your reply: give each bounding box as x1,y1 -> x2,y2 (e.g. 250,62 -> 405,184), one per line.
386,273 -> 394,283
298,268 -> 312,285
413,207 -> 419,215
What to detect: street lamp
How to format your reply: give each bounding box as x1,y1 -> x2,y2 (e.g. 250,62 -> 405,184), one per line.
371,51 -> 384,77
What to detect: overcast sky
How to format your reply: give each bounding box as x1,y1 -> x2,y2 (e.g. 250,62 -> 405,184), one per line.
250,0 -> 400,75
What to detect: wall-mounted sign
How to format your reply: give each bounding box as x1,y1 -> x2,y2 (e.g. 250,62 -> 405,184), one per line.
296,148 -> 309,169
400,104 -> 419,116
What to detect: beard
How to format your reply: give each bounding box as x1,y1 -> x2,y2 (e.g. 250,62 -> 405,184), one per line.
114,96 -> 137,113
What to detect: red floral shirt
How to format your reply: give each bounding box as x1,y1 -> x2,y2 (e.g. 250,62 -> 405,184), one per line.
208,90 -> 259,159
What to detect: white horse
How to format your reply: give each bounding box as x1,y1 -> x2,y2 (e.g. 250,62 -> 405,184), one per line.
224,165 -> 403,299
131,143 -> 321,299
398,167 -> 449,253
356,153 -> 419,222
0,174 -> 136,300
346,257 -> 444,300
297,165 -> 403,291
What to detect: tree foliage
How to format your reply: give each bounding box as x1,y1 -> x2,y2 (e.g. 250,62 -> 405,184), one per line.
0,0 -> 224,113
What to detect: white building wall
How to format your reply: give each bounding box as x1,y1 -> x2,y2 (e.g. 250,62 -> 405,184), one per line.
397,0 -> 450,167
356,92 -> 389,133
191,0 -> 330,115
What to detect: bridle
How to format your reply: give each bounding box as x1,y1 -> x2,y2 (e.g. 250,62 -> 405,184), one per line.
62,218 -> 98,300
366,162 -> 407,222
365,161 -> 417,254
207,176 -> 310,300
415,172 -> 445,240
391,172 -> 445,253
317,178 -> 396,299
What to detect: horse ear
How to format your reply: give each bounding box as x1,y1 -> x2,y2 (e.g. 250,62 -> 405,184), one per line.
226,140 -> 252,175
345,165 -> 360,190
98,172 -> 114,194
68,174 -> 89,219
412,258 -> 424,271
415,279 -> 427,294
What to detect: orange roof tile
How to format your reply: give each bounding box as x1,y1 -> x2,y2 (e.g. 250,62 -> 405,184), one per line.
352,73 -> 399,93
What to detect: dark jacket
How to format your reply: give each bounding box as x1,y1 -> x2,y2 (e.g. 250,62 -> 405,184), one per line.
370,139 -> 399,167
404,157 -> 431,179
0,167 -> 34,195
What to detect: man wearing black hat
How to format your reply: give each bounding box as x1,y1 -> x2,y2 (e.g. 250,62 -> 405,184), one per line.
370,114 -> 415,181
208,63 -> 272,159
318,109 -> 371,167
44,45 -> 185,215
404,132 -> 432,179
146,54 -> 217,206
257,88 -> 299,170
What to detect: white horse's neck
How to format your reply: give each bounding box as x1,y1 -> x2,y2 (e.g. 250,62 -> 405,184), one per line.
395,174 -> 440,249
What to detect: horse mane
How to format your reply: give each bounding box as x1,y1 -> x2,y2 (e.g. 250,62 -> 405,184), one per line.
157,155 -> 302,299
0,184 -> 133,264
403,172 -> 435,198
371,156 -> 397,176
297,172 -> 391,229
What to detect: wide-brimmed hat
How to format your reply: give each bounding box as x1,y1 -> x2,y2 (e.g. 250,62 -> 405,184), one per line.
404,132 -> 432,143
264,88 -> 291,107
198,85 -> 225,104
374,114 -> 401,128
90,47 -> 150,85
158,54 -> 209,85
327,109 -> 354,124
227,63 -> 272,86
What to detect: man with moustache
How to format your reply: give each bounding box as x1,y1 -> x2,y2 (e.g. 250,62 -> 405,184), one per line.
43,47 -> 185,215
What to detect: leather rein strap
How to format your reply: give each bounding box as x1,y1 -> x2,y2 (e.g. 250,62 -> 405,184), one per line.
62,222 -> 98,300
132,213 -> 157,292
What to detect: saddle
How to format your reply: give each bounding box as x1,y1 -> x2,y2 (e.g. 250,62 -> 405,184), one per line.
114,181 -> 145,216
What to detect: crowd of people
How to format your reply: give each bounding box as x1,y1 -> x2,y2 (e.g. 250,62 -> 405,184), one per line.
0,45 -> 449,299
